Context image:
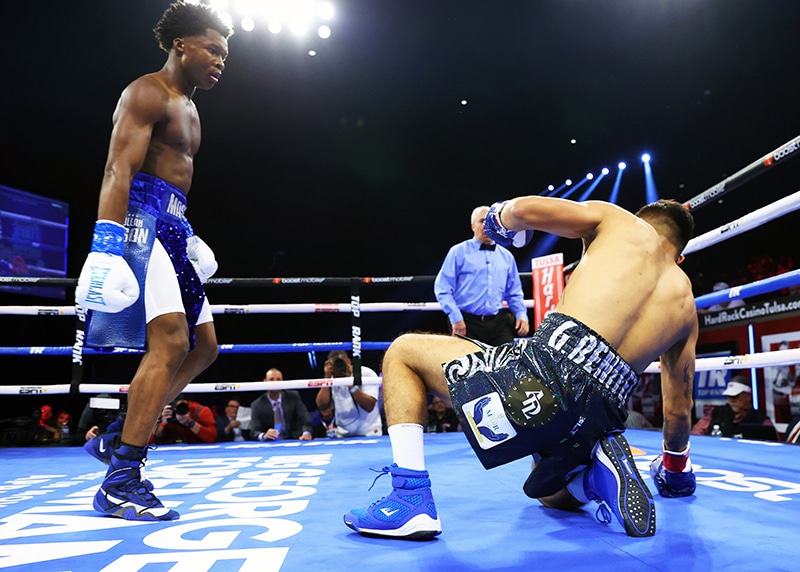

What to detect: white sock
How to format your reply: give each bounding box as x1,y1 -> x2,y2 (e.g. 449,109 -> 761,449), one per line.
388,423 -> 425,471
566,468 -> 590,503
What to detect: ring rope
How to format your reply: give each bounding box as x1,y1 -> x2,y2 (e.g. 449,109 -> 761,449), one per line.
0,376 -> 383,396
0,341 -> 392,356
683,133 -> 800,211
0,300 -> 535,316
4,348 -> 800,395
683,187 -> 800,255
695,268 -> 800,309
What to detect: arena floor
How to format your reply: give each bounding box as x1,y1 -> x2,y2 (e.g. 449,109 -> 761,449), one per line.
0,429 -> 798,571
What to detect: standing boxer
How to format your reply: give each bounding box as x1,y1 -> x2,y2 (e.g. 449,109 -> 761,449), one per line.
76,2 -> 233,521
345,197 -> 698,539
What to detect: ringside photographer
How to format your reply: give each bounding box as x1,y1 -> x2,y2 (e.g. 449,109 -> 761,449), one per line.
149,395 -> 216,444
315,350 -> 382,437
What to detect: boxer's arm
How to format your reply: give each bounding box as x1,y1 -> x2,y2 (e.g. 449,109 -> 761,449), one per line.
650,318 -> 698,498
96,77 -> 168,223
659,319 -> 697,451
496,196 -> 621,240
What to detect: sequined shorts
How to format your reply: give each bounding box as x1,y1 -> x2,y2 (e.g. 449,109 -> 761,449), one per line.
443,312 -> 637,495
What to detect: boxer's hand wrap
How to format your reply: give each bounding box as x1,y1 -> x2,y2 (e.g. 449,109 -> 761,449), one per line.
484,201 -> 534,248
182,216 -> 218,283
75,220 -> 139,313
649,442 -> 696,498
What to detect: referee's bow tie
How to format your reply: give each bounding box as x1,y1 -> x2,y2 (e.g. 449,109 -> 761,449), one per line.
480,243 -> 496,251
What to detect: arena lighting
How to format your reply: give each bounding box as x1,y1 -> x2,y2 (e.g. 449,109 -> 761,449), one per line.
565,179 -> 573,186
601,167 -> 609,175
559,176 -> 589,200
576,169 -> 608,202
203,0 -> 335,39
608,164 -> 626,205
586,172 -> 594,180
543,182 -> 566,197
618,161 -> 627,170
643,153 -> 660,203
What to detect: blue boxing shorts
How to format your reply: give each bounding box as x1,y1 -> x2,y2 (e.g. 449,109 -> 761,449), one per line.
85,172 -> 210,351
444,312 -> 638,498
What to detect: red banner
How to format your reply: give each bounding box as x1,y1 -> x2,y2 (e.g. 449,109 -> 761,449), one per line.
531,253 -> 565,328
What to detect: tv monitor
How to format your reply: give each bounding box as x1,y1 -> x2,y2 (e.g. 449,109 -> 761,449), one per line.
0,184 -> 69,299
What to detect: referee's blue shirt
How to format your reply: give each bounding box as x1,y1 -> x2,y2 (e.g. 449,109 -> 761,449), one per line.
434,238 -> 527,325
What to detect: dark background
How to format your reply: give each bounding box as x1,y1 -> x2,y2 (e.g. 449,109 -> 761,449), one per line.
2,1 -> 799,421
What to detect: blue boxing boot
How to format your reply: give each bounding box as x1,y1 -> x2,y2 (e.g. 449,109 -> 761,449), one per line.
84,431 -> 120,465
84,415 -> 126,465
93,442 -> 177,521
584,432 -> 656,537
344,464 -> 441,539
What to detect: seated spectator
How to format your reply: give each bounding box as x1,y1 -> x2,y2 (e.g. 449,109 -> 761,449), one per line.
426,396 -> 460,433
150,395 -> 217,444
216,398 -> 249,442
36,404 -> 61,442
250,368 -> 313,441
691,376 -> 776,440
56,410 -> 74,444
706,281 -> 746,312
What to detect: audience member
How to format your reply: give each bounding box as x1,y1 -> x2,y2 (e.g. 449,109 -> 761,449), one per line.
216,398 -> 249,442
706,281 -> 746,312
36,404 -> 61,442
426,396 -> 460,433
250,368 -> 313,441
150,395 -> 217,444
56,410 -> 74,443
315,350 -> 383,437
434,205 -> 529,345
691,376 -> 776,439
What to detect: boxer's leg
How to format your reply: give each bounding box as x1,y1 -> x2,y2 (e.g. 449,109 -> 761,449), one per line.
344,333 -> 482,539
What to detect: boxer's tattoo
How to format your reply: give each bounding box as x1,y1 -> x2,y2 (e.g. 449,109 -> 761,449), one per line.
682,362 -> 693,400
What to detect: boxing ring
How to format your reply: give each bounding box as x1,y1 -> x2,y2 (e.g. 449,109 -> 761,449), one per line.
2,137 -> 800,570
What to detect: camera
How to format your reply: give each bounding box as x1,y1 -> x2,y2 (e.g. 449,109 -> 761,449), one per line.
174,402 -> 190,416
332,358 -> 349,376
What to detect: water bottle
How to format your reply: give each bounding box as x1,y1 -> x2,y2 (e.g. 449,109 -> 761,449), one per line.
61,422 -> 70,440
273,423 -> 282,441
710,424 -> 722,437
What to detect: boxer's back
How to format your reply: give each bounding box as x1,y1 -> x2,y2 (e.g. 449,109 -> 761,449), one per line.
555,203 -> 696,373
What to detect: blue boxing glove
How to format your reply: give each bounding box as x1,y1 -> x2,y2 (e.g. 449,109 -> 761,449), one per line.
649,442 -> 696,498
484,201 -> 534,248
75,220 -> 139,313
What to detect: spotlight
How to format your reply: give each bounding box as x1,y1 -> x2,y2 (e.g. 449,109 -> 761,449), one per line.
641,153 -> 651,163
547,185 -> 554,191
601,167 -> 609,175
586,173 -> 593,180
565,179 -> 572,186
618,162 -> 627,170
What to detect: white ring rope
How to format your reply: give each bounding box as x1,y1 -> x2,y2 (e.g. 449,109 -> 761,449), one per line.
0,376 -> 382,395
3,349 -> 800,395
683,187 -> 800,255
0,300 -> 534,316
